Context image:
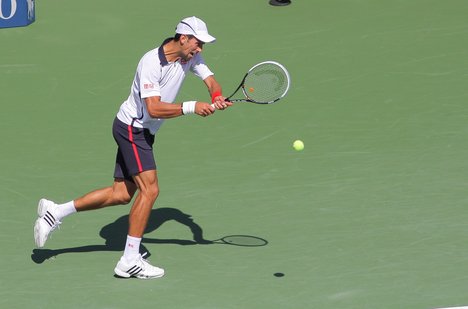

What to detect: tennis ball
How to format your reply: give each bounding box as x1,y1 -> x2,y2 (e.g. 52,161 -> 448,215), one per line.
293,140 -> 304,151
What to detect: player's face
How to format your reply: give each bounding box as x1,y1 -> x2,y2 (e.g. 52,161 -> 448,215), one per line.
181,36 -> 204,61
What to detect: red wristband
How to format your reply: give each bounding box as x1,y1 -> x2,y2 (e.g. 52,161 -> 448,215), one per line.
211,91 -> 222,103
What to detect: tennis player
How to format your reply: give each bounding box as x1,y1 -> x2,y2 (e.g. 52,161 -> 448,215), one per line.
34,16 -> 232,279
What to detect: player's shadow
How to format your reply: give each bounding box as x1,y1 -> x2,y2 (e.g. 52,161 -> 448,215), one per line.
31,207 -> 213,264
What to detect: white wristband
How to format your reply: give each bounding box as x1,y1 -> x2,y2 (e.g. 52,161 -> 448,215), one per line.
182,101 -> 197,115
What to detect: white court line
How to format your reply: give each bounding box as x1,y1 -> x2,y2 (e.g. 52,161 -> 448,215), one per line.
435,306 -> 468,309
240,130 -> 281,148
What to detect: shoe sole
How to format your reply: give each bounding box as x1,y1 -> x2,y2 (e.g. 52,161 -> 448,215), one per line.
34,198 -> 52,248
114,267 -> 165,279
34,217 -> 45,248
114,267 -> 131,278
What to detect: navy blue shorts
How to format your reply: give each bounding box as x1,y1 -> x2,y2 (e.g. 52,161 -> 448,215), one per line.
112,117 -> 156,182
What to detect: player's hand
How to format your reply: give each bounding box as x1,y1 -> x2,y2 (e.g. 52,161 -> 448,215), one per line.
212,95 -> 233,110
195,102 -> 216,117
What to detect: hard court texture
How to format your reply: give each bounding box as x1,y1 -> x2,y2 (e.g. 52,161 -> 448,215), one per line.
1,1 -> 468,308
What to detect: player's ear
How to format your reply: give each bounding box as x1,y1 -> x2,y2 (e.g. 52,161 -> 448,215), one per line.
180,34 -> 189,45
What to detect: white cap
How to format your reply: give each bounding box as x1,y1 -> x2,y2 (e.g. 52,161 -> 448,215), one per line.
175,16 -> 216,43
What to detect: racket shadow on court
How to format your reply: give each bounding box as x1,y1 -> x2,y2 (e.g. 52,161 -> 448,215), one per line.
31,207 -> 268,264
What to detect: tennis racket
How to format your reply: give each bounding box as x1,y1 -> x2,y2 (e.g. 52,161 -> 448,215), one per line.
212,61 -> 290,107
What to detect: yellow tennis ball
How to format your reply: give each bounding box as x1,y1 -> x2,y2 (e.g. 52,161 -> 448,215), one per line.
293,140 -> 304,151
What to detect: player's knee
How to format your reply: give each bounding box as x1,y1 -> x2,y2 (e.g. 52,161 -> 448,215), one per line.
118,194 -> 133,205
141,185 -> 159,202
112,189 -> 134,205
149,185 -> 160,201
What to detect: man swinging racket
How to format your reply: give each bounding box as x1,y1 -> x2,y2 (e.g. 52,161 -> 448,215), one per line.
34,16 -> 232,279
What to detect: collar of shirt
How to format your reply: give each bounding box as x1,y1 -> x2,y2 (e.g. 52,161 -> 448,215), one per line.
158,37 -> 175,66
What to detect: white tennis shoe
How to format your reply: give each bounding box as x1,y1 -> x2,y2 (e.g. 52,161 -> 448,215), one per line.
34,198 -> 61,248
114,253 -> 165,279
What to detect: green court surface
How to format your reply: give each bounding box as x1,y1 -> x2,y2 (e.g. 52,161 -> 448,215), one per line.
2,0 -> 468,308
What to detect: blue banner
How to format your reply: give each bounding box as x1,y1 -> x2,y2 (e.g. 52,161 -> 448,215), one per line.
0,0 -> 35,28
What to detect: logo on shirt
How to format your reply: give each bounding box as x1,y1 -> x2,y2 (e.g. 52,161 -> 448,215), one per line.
144,83 -> 154,89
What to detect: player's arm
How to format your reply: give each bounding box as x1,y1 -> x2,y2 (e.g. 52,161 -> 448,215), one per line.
203,76 -> 232,110
144,96 -> 215,118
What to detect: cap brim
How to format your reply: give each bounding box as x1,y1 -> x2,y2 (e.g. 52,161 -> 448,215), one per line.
194,33 -> 216,43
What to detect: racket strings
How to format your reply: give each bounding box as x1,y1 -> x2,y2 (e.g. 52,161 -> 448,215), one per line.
244,63 -> 289,103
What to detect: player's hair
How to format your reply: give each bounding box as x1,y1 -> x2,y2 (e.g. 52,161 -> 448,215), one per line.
174,33 -> 194,42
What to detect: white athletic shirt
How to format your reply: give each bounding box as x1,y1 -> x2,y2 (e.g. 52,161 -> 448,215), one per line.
116,38 -> 214,134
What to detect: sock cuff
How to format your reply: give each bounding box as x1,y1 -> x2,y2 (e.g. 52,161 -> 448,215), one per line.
127,235 -> 142,242
56,201 -> 77,220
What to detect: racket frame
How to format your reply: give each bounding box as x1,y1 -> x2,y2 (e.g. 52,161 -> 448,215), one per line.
226,60 -> 291,104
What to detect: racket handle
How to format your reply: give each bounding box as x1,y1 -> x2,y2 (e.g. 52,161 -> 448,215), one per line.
211,98 -> 232,109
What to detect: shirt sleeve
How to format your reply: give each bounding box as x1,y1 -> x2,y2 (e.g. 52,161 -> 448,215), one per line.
139,51 -> 162,99
190,53 -> 214,80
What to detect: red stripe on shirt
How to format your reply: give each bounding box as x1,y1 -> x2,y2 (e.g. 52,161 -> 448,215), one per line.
128,125 -> 143,173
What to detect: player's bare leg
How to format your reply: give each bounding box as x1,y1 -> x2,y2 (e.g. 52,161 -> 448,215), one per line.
34,179 -> 138,248
114,170 -> 165,279
74,178 -> 137,211
127,170 -> 159,237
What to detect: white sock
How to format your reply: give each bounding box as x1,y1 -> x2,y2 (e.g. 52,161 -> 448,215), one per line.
123,235 -> 141,263
55,201 -> 77,221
